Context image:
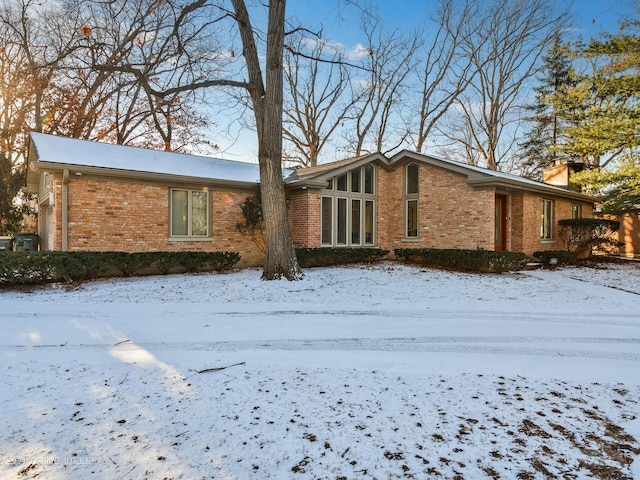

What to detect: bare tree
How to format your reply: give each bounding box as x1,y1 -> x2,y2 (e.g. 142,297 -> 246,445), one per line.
229,0 -> 302,280
81,0 -> 222,150
344,14 -> 420,156
0,0 -> 218,163
440,0 -> 569,171
411,0 -> 477,152
282,37 -> 358,167
0,0 -> 83,154
78,0 -> 301,279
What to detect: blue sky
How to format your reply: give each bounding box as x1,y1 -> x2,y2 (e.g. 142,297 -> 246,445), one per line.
290,0 -> 637,46
215,0 -> 638,160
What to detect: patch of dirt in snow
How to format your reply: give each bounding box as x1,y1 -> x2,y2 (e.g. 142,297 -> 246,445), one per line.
1,362 -> 639,480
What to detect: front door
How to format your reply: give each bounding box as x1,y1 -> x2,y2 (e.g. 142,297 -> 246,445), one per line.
494,194 -> 507,251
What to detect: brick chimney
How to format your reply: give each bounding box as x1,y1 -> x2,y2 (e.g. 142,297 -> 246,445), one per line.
542,160 -> 584,191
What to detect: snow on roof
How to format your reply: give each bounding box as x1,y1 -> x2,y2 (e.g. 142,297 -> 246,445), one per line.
30,132 -> 294,184
417,151 -> 558,189
390,150 -> 595,200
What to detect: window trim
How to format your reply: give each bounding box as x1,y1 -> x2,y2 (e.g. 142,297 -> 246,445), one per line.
404,163 -> 419,239
321,196 -> 333,246
541,198 -> 554,241
571,204 -> 581,219
169,188 -> 211,240
405,199 -> 419,239
320,165 -> 376,247
406,162 -> 419,195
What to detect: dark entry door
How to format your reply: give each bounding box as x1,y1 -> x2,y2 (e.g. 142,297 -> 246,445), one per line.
494,194 -> 507,251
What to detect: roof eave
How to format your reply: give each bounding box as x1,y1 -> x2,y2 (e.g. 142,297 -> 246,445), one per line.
29,160 -> 261,189
467,177 -> 596,202
295,153 -> 389,182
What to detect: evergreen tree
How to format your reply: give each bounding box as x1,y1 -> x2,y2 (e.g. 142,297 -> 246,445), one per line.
572,155 -> 639,214
0,152 -> 30,235
561,14 -> 640,166
567,10 -> 640,213
519,31 -> 575,179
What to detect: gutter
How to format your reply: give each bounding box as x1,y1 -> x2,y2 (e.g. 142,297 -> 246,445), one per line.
32,160 -> 262,190
466,177 -> 596,202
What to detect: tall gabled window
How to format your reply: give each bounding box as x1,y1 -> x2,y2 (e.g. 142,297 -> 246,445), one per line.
541,199 -> 554,240
364,164 -> 374,194
320,164 -> 376,246
405,163 -> 419,238
170,188 -> 210,238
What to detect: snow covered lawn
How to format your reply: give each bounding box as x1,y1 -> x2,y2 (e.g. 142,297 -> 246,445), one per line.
1,261 -> 639,479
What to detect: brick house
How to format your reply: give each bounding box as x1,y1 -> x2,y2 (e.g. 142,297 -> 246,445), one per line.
26,133 -> 596,266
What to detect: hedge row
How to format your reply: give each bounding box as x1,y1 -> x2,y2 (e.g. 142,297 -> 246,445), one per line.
295,247 -> 389,267
0,251 -> 240,286
394,248 -> 529,273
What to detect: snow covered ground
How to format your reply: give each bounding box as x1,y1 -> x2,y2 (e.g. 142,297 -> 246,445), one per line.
1,261 -> 639,479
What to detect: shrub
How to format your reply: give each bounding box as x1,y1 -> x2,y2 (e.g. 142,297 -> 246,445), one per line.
0,251 -> 240,286
557,218 -> 621,257
236,189 -> 265,253
295,247 -> 389,267
394,248 -> 529,273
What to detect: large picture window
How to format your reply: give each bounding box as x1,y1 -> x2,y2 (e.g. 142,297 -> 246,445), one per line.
170,188 -> 210,238
541,199 -> 554,240
320,165 -> 376,246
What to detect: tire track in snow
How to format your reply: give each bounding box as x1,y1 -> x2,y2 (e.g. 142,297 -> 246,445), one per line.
6,335 -> 640,362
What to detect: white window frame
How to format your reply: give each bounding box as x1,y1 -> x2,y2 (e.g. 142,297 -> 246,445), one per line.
170,188 -> 211,239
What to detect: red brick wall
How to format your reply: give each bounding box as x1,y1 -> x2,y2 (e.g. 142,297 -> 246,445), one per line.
289,189 -> 321,248
377,162 -> 495,251
42,165 -> 597,266
64,177 -> 264,267
516,194 -> 594,255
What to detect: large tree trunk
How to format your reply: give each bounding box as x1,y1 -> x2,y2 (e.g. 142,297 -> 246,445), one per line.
232,0 -> 303,280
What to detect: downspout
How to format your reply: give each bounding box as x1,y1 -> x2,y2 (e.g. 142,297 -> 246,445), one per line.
62,169 -> 69,251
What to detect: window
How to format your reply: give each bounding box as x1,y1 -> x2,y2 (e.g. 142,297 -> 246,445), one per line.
571,204 -> 581,219
321,197 -> 333,245
351,199 -> 361,244
406,200 -> 418,238
364,164 -> 374,194
350,168 -> 361,193
364,200 -> 374,244
541,199 -> 554,240
320,165 -> 376,246
337,197 -> 347,245
336,173 -> 347,191
406,163 -> 419,195
170,188 -> 210,238
405,163 -> 419,238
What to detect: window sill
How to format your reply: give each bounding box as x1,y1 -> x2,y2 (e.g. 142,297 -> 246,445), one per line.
540,239 -> 555,244
169,237 -> 213,242
402,237 -> 420,242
